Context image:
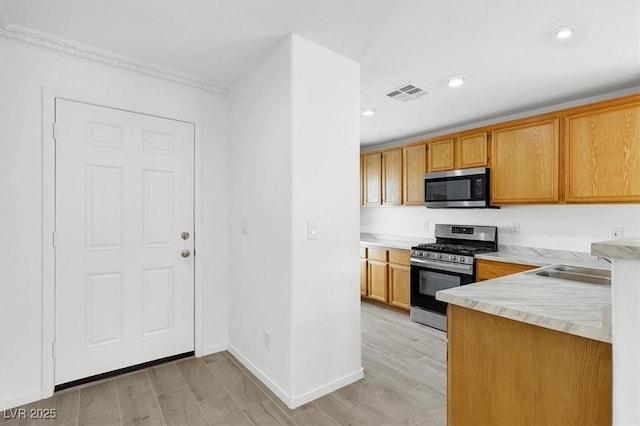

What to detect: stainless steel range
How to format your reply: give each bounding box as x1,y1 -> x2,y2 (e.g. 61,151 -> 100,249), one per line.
410,224 -> 498,331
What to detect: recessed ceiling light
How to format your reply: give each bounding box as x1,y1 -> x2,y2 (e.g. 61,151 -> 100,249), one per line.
446,75 -> 465,88
554,26 -> 574,39
361,108 -> 376,117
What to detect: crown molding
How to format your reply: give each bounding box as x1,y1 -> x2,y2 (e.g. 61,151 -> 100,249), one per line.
0,17 -> 229,95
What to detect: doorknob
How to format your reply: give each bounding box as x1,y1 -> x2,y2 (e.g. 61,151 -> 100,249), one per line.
181,231 -> 190,240
181,249 -> 191,258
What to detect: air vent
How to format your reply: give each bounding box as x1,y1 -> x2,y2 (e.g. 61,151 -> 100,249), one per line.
386,83 -> 429,102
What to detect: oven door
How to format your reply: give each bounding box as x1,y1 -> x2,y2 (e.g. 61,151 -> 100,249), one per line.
410,258 -> 474,314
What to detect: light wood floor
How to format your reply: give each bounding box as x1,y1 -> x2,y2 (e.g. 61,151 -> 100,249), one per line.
1,302 -> 447,425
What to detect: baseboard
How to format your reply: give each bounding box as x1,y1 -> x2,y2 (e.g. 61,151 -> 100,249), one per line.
290,367 -> 364,408
202,343 -> 228,357
0,390 -> 42,412
227,345 -> 291,406
228,345 -> 364,409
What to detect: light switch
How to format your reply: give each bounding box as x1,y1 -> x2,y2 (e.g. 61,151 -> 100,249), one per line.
241,219 -> 248,235
308,221 -> 318,240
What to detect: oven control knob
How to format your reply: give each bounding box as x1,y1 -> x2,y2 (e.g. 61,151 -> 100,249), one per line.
458,256 -> 465,262
449,255 -> 455,261
436,253 -> 442,259
423,252 -> 428,258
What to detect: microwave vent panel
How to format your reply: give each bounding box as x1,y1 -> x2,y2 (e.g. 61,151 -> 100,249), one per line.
386,83 -> 429,102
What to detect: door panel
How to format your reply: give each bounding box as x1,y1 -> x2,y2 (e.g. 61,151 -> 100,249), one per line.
55,99 -> 195,385
143,267 -> 175,335
85,272 -> 123,347
143,170 -> 174,246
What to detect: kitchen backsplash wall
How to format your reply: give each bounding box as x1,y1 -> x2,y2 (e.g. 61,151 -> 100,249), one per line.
361,204 -> 640,252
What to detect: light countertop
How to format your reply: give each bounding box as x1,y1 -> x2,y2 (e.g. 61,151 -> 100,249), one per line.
476,250 -> 610,271
591,237 -> 640,261
437,269 -> 611,343
360,233 -> 432,250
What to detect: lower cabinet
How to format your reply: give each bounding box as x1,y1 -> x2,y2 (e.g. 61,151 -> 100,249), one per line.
361,245 -> 410,311
360,258 -> 368,296
368,260 -> 388,302
389,263 -> 410,310
448,305 -> 611,425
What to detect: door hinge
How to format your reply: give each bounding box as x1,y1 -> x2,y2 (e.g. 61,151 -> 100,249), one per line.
52,122 -> 57,140
193,249 -> 196,257
52,341 -> 56,359
52,231 -> 56,248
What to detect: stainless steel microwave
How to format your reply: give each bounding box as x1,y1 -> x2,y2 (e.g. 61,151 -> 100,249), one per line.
424,167 -> 491,208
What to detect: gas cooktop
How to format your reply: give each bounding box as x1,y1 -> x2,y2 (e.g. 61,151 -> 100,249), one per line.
411,243 -> 496,256
410,224 -> 498,264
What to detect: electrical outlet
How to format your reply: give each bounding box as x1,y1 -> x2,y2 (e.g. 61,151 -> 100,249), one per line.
610,227 -> 623,240
264,330 -> 271,350
511,223 -> 520,234
241,219 -> 248,235
423,221 -> 429,230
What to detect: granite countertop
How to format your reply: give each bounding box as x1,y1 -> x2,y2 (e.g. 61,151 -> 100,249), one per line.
437,269 -> 612,343
591,237 -> 640,261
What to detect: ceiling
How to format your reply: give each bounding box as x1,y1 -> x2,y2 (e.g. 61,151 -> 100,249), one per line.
1,0 -> 639,146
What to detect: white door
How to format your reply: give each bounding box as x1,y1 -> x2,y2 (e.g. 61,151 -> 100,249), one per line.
54,99 -> 195,385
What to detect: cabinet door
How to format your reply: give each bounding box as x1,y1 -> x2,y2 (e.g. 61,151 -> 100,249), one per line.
360,155 -> 364,206
363,153 -> 382,206
565,100 -> 640,202
456,132 -> 488,169
382,149 -> 403,205
403,144 -> 427,205
428,139 -> 455,172
360,259 -> 368,296
490,118 -> 561,204
389,263 -> 410,310
367,260 -> 388,302
476,259 -> 537,281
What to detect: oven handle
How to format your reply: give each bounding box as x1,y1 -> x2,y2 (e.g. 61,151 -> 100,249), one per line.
410,258 -> 474,275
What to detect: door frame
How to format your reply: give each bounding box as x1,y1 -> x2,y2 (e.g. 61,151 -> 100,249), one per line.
41,86 -> 205,399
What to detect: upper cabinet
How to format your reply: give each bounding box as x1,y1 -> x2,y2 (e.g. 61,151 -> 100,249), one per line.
362,149 -> 403,206
360,94 -> 640,207
427,133 -> 489,172
427,139 -> 455,172
382,149 -> 403,205
360,155 -> 364,206
456,132 -> 489,169
490,116 -> 561,204
564,96 -> 640,203
363,152 -> 382,206
403,143 -> 427,205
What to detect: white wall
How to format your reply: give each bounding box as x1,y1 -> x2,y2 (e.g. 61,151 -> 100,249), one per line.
0,40 -> 229,409
289,35 -> 361,403
610,257 -> 640,425
227,36 -> 294,396
228,34 -> 362,407
361,204 -> 640,252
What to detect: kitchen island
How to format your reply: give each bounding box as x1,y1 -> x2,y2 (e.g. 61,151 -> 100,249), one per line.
437,267 -> 612,426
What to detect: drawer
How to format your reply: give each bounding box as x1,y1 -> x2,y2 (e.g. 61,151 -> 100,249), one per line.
388,249 -> 410,266
476,259 -> 537,281
360,246 -> 367,258
368,247 -> 388,262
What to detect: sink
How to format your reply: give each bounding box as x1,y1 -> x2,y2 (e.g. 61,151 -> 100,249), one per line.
530,265 -> 611,285
551,265 -> 611,278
